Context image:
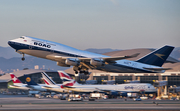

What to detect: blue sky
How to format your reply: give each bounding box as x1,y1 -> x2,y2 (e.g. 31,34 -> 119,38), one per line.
1,0 -> 180,50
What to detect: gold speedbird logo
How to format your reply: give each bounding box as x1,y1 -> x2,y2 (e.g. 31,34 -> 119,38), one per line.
154,53 -> 165,60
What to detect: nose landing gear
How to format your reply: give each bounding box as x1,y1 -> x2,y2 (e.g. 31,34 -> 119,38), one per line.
21,54 -> 25,61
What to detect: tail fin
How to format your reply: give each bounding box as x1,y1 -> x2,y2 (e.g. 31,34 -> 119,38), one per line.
10,73 -> 23,85
58,71 -> 77,86
24,75 -> 38,85
136,45 -> 174,67
41,72 -> 56,85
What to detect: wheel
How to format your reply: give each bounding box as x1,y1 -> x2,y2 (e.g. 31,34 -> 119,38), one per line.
84,71 -> 89,75
21,57 -> 25,61
79,71 -> 83,74
75,71 -> 78,74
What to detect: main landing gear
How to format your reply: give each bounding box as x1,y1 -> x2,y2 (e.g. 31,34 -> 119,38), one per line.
74,70 -> 89,75
73,66 -> 89,75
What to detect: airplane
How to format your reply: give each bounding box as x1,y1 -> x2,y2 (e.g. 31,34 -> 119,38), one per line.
41,72 -> 68,93
58,71 -> 157,95
24,74 -> 47,92
8,36 -> 174,74
9,73 -> 31,90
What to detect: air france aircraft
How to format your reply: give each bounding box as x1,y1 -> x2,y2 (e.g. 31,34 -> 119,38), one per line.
58,71 -> 157,94
9,73 -> 31,90
8,36 -> 174,74
41,72 -> 68,93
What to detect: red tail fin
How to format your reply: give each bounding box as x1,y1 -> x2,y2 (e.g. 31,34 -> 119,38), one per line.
10,73 -> 22,83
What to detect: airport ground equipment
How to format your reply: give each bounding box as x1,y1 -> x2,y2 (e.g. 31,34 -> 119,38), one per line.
90,93 -> 104,99
68,94 -> 83,101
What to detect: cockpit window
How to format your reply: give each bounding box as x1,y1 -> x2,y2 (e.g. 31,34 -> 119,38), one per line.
20,37 -> 24,39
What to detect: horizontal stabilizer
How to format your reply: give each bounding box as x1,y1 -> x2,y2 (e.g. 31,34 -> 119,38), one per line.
26,85 -> 34,88
9,85 -> 21,88
62,85 -> 75,88
143,67 -> 172,71
101,53 -> 140,62
42,86 -> 53,89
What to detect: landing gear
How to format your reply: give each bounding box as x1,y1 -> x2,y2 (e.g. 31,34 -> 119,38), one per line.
21,57 -> 25,61
21,53 -> 25,61
73,66 -> 89,75
75,71 -> 78,74
74,70 -> 89,75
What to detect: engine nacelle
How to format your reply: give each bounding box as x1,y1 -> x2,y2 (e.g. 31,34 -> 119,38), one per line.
57,62 -> 70,67
90,58 -> 104,66
65,58 -> 79,66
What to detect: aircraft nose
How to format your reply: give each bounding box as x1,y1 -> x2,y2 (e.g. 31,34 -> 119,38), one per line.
8,40 -> 13,47
8,40 -> 18,50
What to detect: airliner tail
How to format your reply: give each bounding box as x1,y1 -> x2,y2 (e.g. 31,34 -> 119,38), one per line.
136,45 -> 174,67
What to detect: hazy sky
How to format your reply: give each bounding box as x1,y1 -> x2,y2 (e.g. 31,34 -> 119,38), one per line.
1,0 -> 180,50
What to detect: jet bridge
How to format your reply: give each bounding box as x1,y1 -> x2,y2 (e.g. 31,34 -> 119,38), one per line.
168,86 -> 180,100
169,86 -> 180,93
153,80 -> 168,100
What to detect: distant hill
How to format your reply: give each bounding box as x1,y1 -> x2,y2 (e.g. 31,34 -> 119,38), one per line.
170,47 -> 180,60
85,48 -> 120,54
0,56 -> 69,73
0,46 -> 21,59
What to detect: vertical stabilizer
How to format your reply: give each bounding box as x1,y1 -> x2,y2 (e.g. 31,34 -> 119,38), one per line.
41,72 -> 56,85
136,45 -> 174,67
58,71 -> 78,86
24,75 -> 38,85
10,73 -> 23,85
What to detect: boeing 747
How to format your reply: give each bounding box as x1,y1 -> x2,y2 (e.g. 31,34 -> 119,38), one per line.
8,36 -> 174,74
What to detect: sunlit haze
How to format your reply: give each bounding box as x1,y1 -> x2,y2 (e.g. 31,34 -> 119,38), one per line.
1,0 -> 180,50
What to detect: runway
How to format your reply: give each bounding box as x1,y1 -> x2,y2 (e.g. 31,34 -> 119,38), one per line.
0,94 -> 180,110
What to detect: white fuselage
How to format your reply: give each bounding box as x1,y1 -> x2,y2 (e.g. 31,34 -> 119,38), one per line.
9,84 -> 31,90
42,84 -> 68,93
64,82 -> 157,93
28,84 -> 48,92
8,36 -> 163,73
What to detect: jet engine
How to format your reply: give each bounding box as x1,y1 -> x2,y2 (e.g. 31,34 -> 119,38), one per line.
65,58 -> 80,66
90,58 -> 104,66
57,62 -> 70,67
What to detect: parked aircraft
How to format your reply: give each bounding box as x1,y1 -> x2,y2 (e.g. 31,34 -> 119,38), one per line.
9,73 -> 31,90
8,36 -> 174,74
41,72 -> 68,93
58,71 -> 157,94
24,75 -> 47,92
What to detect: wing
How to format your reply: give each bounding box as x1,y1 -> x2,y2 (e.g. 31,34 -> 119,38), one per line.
9,85 -> 21,88
42,86 -> 54,89
46,53 -> 140,63
46,53 -> 139,70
